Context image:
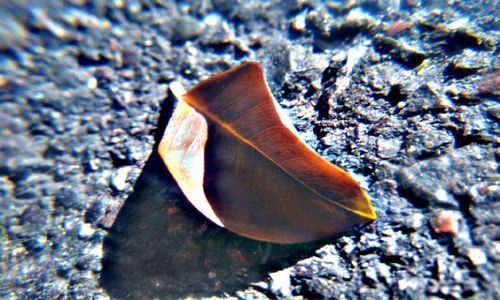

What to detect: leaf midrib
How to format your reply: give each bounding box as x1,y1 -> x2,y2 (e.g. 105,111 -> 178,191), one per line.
184,96 -> 374,220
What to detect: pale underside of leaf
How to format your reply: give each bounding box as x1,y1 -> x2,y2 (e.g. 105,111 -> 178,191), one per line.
158,96 -> 224,227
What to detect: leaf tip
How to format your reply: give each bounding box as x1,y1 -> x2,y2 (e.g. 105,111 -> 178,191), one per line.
358,190 -> 377,221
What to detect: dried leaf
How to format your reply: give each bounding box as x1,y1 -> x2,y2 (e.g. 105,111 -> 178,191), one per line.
159,62 -> 376,244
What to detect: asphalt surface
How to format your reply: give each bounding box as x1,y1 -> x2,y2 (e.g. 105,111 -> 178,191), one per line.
0,0 -> 498,299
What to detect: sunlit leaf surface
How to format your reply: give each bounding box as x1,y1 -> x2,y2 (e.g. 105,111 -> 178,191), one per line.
159,62 -> 376,244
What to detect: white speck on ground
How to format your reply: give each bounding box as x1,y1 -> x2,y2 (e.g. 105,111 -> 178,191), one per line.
110,167 -> 132,192
467,248 -> 487,266
269,269 -> 292,297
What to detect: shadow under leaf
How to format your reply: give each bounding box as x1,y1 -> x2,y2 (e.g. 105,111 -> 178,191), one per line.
101,151 -> 327,298
99,104 -> 339,299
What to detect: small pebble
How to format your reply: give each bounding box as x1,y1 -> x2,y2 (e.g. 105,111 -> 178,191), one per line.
466,248 -> 487,266
381,226 -> 394,236
377,264 -> 391,284
56,187 -> 81,209
487,104 -> 500,120
406,212 -> 425,230
23,235 -> 47,253
85,200 -> 106,224
447,17 -> 469,30
434,188 -> 452,204
363,268 -> 377,286
0,76 -> 8,86
56,261 -> 73,278
87,77 -> 98,89
342,243 -> 356,255
430,210 -> 461,235
269,269 -> 292,297
78,223 -> 95,239
204,13 -> 221,27
109,166 -> 132,192
377,138 -> 402,159
290,14 -> 307,33
383,238 -> 398,256
172,16 -> 204,42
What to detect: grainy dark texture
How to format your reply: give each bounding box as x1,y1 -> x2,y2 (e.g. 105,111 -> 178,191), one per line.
0,0 -> 498,299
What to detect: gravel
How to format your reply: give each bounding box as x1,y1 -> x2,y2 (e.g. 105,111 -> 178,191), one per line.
0,0 -> 498,299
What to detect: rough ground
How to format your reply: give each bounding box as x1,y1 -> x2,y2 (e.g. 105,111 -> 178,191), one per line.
0,0 -> 498,299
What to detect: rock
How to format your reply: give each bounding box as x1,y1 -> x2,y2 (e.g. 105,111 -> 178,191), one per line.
31,7 -> 72,40
466,248 -> 487,266
396,145 -> 496,208
446,89 -> 482,104
373,34 -> 427,68
86,77 -> 98,90
172,16 -> 204,42
397,169 -> 457,208
405,83 -> 453,114
405,212 -> 426,231
478,72 -> 500,97
440,28 -> 495,51
406,122 -> 454,157
456,106 -> 488,137
330,9 -> 377,42
443,49 -> 487,81
430,210 -> 462,235
363,267 -> 378,287
78,223 -> 95,239
56,186 -> 82,209
23,235 -> 48,253
486,104 -> 500,120
359,232 -> 381,254
261,39 -> 291,92
251,281 -> 268,292
125,0 -> 142,14
199,14 -> 234,48
75,254 -> 101,272
468,183 -> 498,204
338,237 -> 356,256
269,269 -> 292,297
290,13 -> 307,34
377,263 -> 392,285
84,199 -> 106,224
76,246 -> 102,272
56,261 -> 73,278
109,166 -> 132,192
377,137 -> 402,158
385,20 -> 412,36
